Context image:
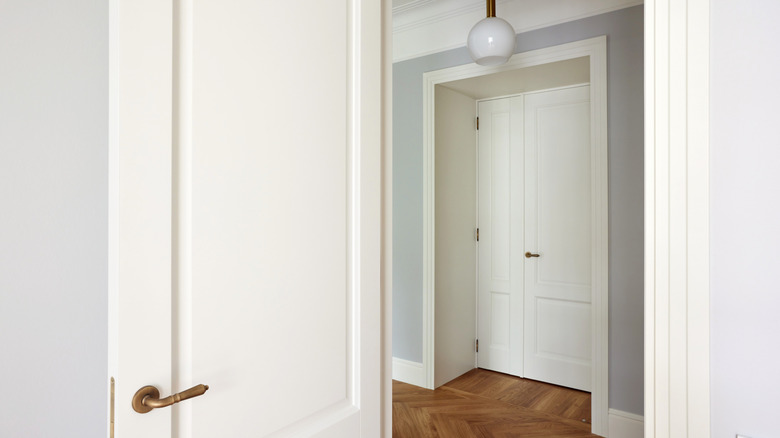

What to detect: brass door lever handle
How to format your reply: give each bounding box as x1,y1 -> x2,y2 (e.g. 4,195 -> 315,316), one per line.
525,252 -> 541,258
132,384 -> 209,413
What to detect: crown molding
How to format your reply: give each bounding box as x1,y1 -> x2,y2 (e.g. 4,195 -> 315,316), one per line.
392,0 -> 436,15
392,0 -> 644,62
393,0 -> 507,32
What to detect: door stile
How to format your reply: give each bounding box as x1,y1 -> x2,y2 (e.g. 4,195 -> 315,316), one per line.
171,0 -> 193,436
109,1 -> 175,437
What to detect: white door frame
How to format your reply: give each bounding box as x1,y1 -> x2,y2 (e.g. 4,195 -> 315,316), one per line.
644,0 -> 711,437
420,36 -> 609,436
382,2 -> 393,437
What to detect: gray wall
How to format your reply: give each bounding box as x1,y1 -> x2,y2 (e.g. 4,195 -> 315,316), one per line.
393,6 -> 644,415
0,1 -> 107,436
710,2 -> 780,437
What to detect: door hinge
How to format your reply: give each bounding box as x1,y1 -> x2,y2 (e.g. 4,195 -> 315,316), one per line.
476,116 -> 479,130
476,339 -> 479,353
110,377 -> 115,438
476,228 -> 479,242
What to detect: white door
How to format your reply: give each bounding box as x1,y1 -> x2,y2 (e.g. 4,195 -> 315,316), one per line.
477,96 -> 525,377
109,1 -> 383,437
523,85 -> 592,391
477,86 -> 591,392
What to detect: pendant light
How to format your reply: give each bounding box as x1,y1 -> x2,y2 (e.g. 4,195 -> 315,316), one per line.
467,0 -> 516,66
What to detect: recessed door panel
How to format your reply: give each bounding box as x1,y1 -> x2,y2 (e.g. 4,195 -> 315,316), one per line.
535,298 -> 591,363
524,85 -> 592,391
189,2 -> 349,434
477,96 -> 524,376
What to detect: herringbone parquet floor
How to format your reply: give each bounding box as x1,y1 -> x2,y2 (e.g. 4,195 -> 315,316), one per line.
393,368 -> 599,438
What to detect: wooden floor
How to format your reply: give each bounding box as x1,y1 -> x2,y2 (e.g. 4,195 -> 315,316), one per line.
393,368 -> 598,437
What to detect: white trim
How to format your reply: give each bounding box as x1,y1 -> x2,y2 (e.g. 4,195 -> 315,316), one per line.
382,0 -> 394,436
392,357 -> 426,388
391,0 -> 435,16
392,0 -> 643,62
421,36 -> 609,436
394,0 -> 485,33
476,82 -> 591,104
609,409 -> 644,438
644,1 -> 710,437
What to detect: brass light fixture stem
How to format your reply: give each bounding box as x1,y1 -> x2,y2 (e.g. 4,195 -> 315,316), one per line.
486,0 -> 496,17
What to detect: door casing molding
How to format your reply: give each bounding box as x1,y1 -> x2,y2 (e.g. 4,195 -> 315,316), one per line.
420,36 -> 609,436
644,0 -> 711,437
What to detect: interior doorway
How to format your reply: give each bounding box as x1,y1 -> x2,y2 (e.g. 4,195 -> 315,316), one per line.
422,37 -> 610,434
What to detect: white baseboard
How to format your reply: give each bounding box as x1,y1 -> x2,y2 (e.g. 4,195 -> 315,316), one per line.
392,357 -> 426,388
608,409 -> 644,438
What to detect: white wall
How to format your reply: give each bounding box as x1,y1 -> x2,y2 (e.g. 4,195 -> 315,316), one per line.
0,1 -> 107,436
434,85 -> 477,388
710,1 -> 780,437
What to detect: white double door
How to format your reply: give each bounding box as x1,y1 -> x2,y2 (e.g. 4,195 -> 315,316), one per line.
110,1 -> 383,437
477,85 -> 592,392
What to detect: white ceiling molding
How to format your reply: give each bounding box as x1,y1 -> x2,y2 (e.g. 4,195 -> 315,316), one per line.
392,0 -> 437,15
394,0 -> 487,32
392,0 -> 643,62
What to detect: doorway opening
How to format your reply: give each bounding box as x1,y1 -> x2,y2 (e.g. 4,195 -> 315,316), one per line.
416,37 -> 609,435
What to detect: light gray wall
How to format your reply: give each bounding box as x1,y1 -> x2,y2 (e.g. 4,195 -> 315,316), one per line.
710,2 -> 780,437
392,5 -> 644,415
0,1 -> 107,436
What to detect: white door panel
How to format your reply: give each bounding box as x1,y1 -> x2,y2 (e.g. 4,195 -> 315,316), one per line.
110,1 -> 382,437
477,86 -> 591,392
524,86 -> 592,391
476,96 -> 524,376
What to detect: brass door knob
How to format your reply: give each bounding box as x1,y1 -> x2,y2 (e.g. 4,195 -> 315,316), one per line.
132,384 -> 209,413
525,252 -> 541,258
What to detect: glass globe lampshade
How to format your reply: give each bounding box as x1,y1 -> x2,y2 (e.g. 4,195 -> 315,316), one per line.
467,17 -> 516,66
